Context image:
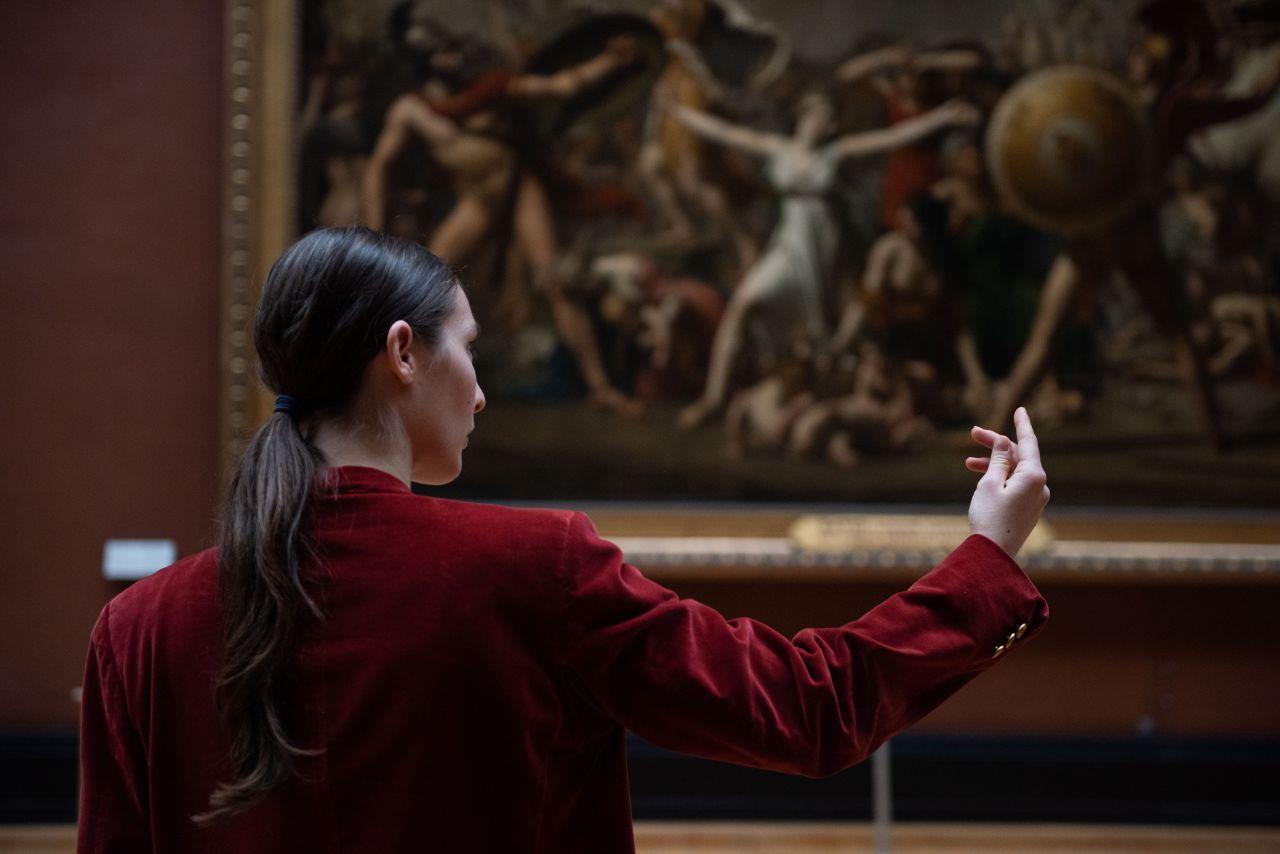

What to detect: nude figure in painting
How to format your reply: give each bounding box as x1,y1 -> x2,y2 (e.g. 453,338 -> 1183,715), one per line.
362,32 -> 645,416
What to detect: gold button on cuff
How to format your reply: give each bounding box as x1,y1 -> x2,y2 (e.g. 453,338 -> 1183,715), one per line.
992,645 -> 1006,658
1006,631 -> 1018,647
1016,623 -> 1028,639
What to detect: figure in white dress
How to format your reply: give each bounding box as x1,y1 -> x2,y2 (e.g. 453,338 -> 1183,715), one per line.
668,92 -> 981,429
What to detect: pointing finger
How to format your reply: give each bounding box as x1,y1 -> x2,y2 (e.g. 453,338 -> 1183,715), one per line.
1013,407 -> 1041,468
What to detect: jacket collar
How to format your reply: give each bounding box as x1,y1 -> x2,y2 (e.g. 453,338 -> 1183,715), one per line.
314,465 -> 412,496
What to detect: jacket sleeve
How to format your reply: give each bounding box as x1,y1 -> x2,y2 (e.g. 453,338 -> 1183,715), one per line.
78,603 -> 150,853
554,512 -> 1048,777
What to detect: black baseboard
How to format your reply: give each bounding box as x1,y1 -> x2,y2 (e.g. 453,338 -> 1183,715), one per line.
627,733 -> 1280,825
4,730 -> 1277,825
0,729 -> 78,823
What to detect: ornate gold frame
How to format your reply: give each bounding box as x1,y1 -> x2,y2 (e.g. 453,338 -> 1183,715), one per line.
219,0 -> 297,487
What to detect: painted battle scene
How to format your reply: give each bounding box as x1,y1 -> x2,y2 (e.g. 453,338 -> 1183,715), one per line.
297,0 -> 1280,504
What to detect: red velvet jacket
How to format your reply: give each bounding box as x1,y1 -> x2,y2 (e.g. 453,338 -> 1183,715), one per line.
78,466 -> 1048,853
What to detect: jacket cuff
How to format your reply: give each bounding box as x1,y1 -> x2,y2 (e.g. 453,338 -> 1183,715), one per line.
920,533 -> 1050,670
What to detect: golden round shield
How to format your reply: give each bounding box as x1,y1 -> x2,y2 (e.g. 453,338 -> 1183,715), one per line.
986,65 -> 1151,236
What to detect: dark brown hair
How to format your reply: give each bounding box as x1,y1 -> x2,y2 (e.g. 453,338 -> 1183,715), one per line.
196,227 -> 458,824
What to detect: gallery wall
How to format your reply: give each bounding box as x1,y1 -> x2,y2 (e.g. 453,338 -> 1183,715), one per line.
0,1 -> 1275,744
0,0 -> 224,726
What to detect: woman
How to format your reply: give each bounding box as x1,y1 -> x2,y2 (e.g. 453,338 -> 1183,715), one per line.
667,91 -> 980,429
78,228 -> 1049,853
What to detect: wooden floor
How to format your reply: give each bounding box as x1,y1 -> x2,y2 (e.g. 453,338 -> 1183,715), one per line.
4,823 -> 1278,853
633,823 -> 1280,853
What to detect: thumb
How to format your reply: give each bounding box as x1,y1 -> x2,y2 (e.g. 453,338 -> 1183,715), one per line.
981,436 -> 1012,487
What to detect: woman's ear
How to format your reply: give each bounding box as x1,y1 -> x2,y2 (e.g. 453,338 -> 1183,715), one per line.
384,320 -> 417,386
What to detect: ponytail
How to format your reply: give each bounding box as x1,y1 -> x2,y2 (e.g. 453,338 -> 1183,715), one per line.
194,409 -> 323,824
196,226 -> 458,824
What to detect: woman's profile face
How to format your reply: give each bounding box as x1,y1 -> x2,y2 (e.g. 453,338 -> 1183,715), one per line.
407,288 -> 484,485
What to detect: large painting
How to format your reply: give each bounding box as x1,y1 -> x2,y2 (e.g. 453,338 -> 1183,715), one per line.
283,0 -> 1280,505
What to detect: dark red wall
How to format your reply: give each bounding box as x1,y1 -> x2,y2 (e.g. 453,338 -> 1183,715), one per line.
0,2 -> 224,726
0,3 -> 1275,743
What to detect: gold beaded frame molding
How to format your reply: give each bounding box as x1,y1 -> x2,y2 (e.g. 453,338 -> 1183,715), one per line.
220,0 -> 297,487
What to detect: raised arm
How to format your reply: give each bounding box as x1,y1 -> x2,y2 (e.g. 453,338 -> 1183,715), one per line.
828,99 -> 980,162
507,36 -> 638,98
835,44 -> 911,86
555,509 -> 1048,778
1180,72 -> 1280,134
668,102 -> 784,158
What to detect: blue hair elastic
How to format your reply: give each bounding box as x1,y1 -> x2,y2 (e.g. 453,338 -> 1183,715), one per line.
273,394 -> 300,416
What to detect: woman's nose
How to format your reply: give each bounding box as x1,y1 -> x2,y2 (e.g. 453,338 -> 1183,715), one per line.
474,385 -> 486,414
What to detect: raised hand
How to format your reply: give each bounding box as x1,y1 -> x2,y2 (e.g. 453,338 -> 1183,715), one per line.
966,407 -> 1050,559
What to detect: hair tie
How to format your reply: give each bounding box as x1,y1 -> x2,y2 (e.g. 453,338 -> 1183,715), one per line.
274,394 -> 300,416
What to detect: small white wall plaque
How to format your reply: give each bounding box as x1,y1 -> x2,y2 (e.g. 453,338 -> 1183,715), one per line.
102,539 -> 177,580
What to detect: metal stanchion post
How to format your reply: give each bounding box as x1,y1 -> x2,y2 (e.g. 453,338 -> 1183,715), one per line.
871,740 -> 892,854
